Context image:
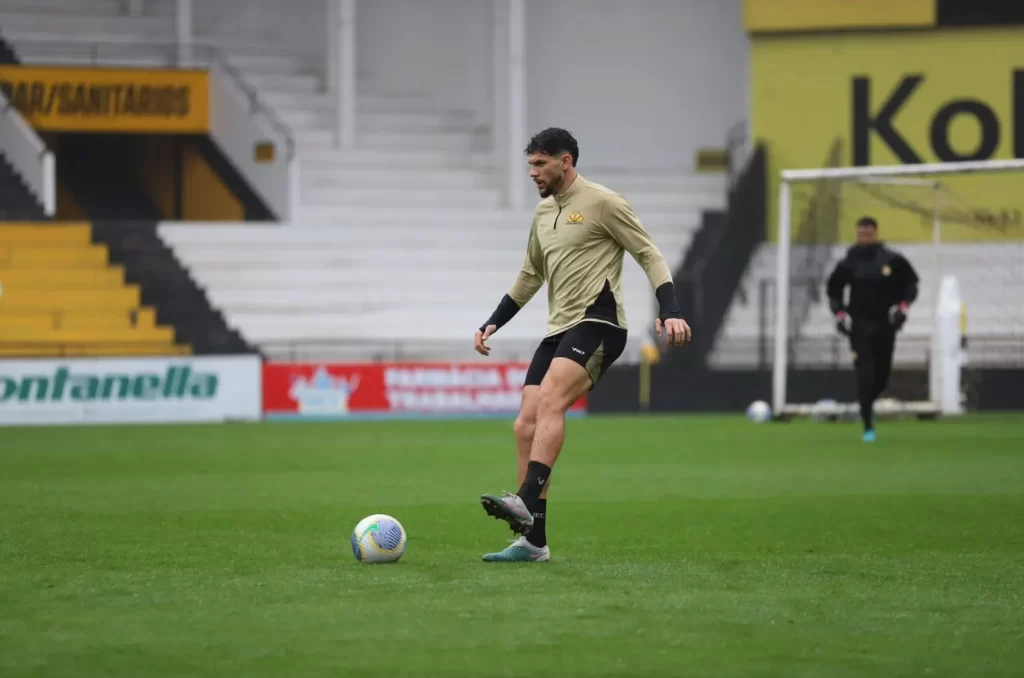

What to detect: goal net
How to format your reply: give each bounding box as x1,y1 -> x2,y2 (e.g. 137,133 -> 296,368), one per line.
773,158 -> 1024,419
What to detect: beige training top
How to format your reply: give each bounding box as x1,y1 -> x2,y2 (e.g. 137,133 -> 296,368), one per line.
508,175 -> 673,337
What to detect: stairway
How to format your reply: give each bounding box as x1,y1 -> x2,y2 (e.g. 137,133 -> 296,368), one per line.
0,153 -> 44,221
668,147 -> 767,366
0,222 -> 187,358
90,221 -> 254,355
244,73 -> 499,219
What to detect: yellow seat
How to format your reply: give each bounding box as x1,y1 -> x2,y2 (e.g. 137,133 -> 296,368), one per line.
0,345 -> 61,357
0,221 -> 190,358
0,244 -> 109,269
0,223 -> 92,246
0,313 -> 53,330
0,286 -> 142,310
59,307 -> 158,330
0,265 -> 126,287
72,344 -> 192,357
0,343 -> 190,357
0,307 -> 158,331
0,326 -> 175,343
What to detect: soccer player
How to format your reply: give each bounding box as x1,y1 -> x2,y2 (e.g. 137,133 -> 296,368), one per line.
472,128 -> 691,562
826,216 -> 919,442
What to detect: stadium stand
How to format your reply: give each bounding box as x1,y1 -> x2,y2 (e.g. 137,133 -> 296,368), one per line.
0,0 -> 730,362
711,242 -> 1024,368
0,222 -> 188,357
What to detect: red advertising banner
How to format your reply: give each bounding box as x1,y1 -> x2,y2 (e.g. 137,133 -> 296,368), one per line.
263,362 -> 587,419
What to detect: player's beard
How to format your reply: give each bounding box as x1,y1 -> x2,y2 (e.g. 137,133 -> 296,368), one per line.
537,172 -> 563,198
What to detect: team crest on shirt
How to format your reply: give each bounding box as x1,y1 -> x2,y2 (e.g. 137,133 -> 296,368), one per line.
882,265 -> 892,276
566,212 -> 585,225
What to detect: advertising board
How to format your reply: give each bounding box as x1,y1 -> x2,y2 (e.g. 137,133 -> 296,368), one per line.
263,362 -> 588,420
0,355 -> 261,426
752,28 -> 1024,242
0,65 -> 209,133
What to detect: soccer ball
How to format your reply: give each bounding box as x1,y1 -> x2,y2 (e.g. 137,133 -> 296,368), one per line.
351,514 -> 407,564
746,400 -> 772,423
811,398 -> 838,422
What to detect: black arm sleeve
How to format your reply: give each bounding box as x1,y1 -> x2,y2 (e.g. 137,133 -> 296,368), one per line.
480,294 -> 522,333
826,261 -> 851,314
655,282 -> 681,320
894,255 -> 919,305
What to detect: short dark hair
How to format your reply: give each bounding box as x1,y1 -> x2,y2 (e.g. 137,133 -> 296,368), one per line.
856,216 -> 878,229
524,127 -> 579,166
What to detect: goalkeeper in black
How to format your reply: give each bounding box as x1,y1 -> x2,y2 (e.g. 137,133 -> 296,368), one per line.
826,216 -> 919,442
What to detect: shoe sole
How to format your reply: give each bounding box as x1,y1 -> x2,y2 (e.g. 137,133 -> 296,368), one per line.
480,494 -> 533,535
482,552 -> 551,563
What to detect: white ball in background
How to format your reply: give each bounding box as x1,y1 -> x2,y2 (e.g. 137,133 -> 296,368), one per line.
746,400 -> 772,423
811,398 -> 838,422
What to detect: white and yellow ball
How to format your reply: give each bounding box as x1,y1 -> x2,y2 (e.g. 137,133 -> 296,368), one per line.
351,514 -> 407,564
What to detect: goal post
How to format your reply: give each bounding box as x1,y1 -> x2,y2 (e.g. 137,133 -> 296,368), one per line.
772,158 -> 1024,419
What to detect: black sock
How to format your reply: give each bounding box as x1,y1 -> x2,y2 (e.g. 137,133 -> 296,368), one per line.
517,461 -> 551,514
860,397 -> 874,432
860,401 -> 873,432
526,499 -> 547,548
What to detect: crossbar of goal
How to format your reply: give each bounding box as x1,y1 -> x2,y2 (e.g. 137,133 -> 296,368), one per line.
781,158 -> 1024,182
772,158 -> 1024,415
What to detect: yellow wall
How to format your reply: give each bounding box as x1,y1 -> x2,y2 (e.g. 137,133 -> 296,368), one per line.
183,145 -> 243,221
133,137 -> 176,219
752,27 -> 1024,243
56,181 -> 87,221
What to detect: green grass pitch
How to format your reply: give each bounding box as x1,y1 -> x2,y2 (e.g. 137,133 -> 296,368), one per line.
2,414 -> 1023,677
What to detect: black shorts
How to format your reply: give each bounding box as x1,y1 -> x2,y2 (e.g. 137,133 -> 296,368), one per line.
524,321 -> 627,389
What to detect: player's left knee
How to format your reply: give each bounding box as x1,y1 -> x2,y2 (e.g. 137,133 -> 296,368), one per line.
513,415 -> 536,443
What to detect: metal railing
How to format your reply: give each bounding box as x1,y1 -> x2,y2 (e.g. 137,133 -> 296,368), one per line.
1,37 -> 296,161
725,119 -> 750,191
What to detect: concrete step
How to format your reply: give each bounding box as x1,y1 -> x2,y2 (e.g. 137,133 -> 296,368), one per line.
246,73 -> 322,94
14,48 -> 174,68
585,172 -> 728,194
296,129 -> 486,153
0,13 -> 172,37
625,192 -> 729,212
297,147 -> 495,170
278,108 -> 479,135
302,167 -> 497,190
261,90 -> 475,117
226,52 -> 307,76
0,0 -> 124,15
290,206 -> 534,226
301,186 -> 504,209
182,247 -> 524,270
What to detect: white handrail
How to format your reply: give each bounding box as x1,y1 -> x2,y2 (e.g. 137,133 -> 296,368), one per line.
0,89 -> 55,216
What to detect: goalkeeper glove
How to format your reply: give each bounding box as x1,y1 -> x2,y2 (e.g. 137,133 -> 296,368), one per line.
835,310 -> 852,337
889,302 -> 909,330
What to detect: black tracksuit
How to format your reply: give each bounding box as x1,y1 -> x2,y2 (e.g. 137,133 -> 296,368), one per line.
826,242 -> 920,431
